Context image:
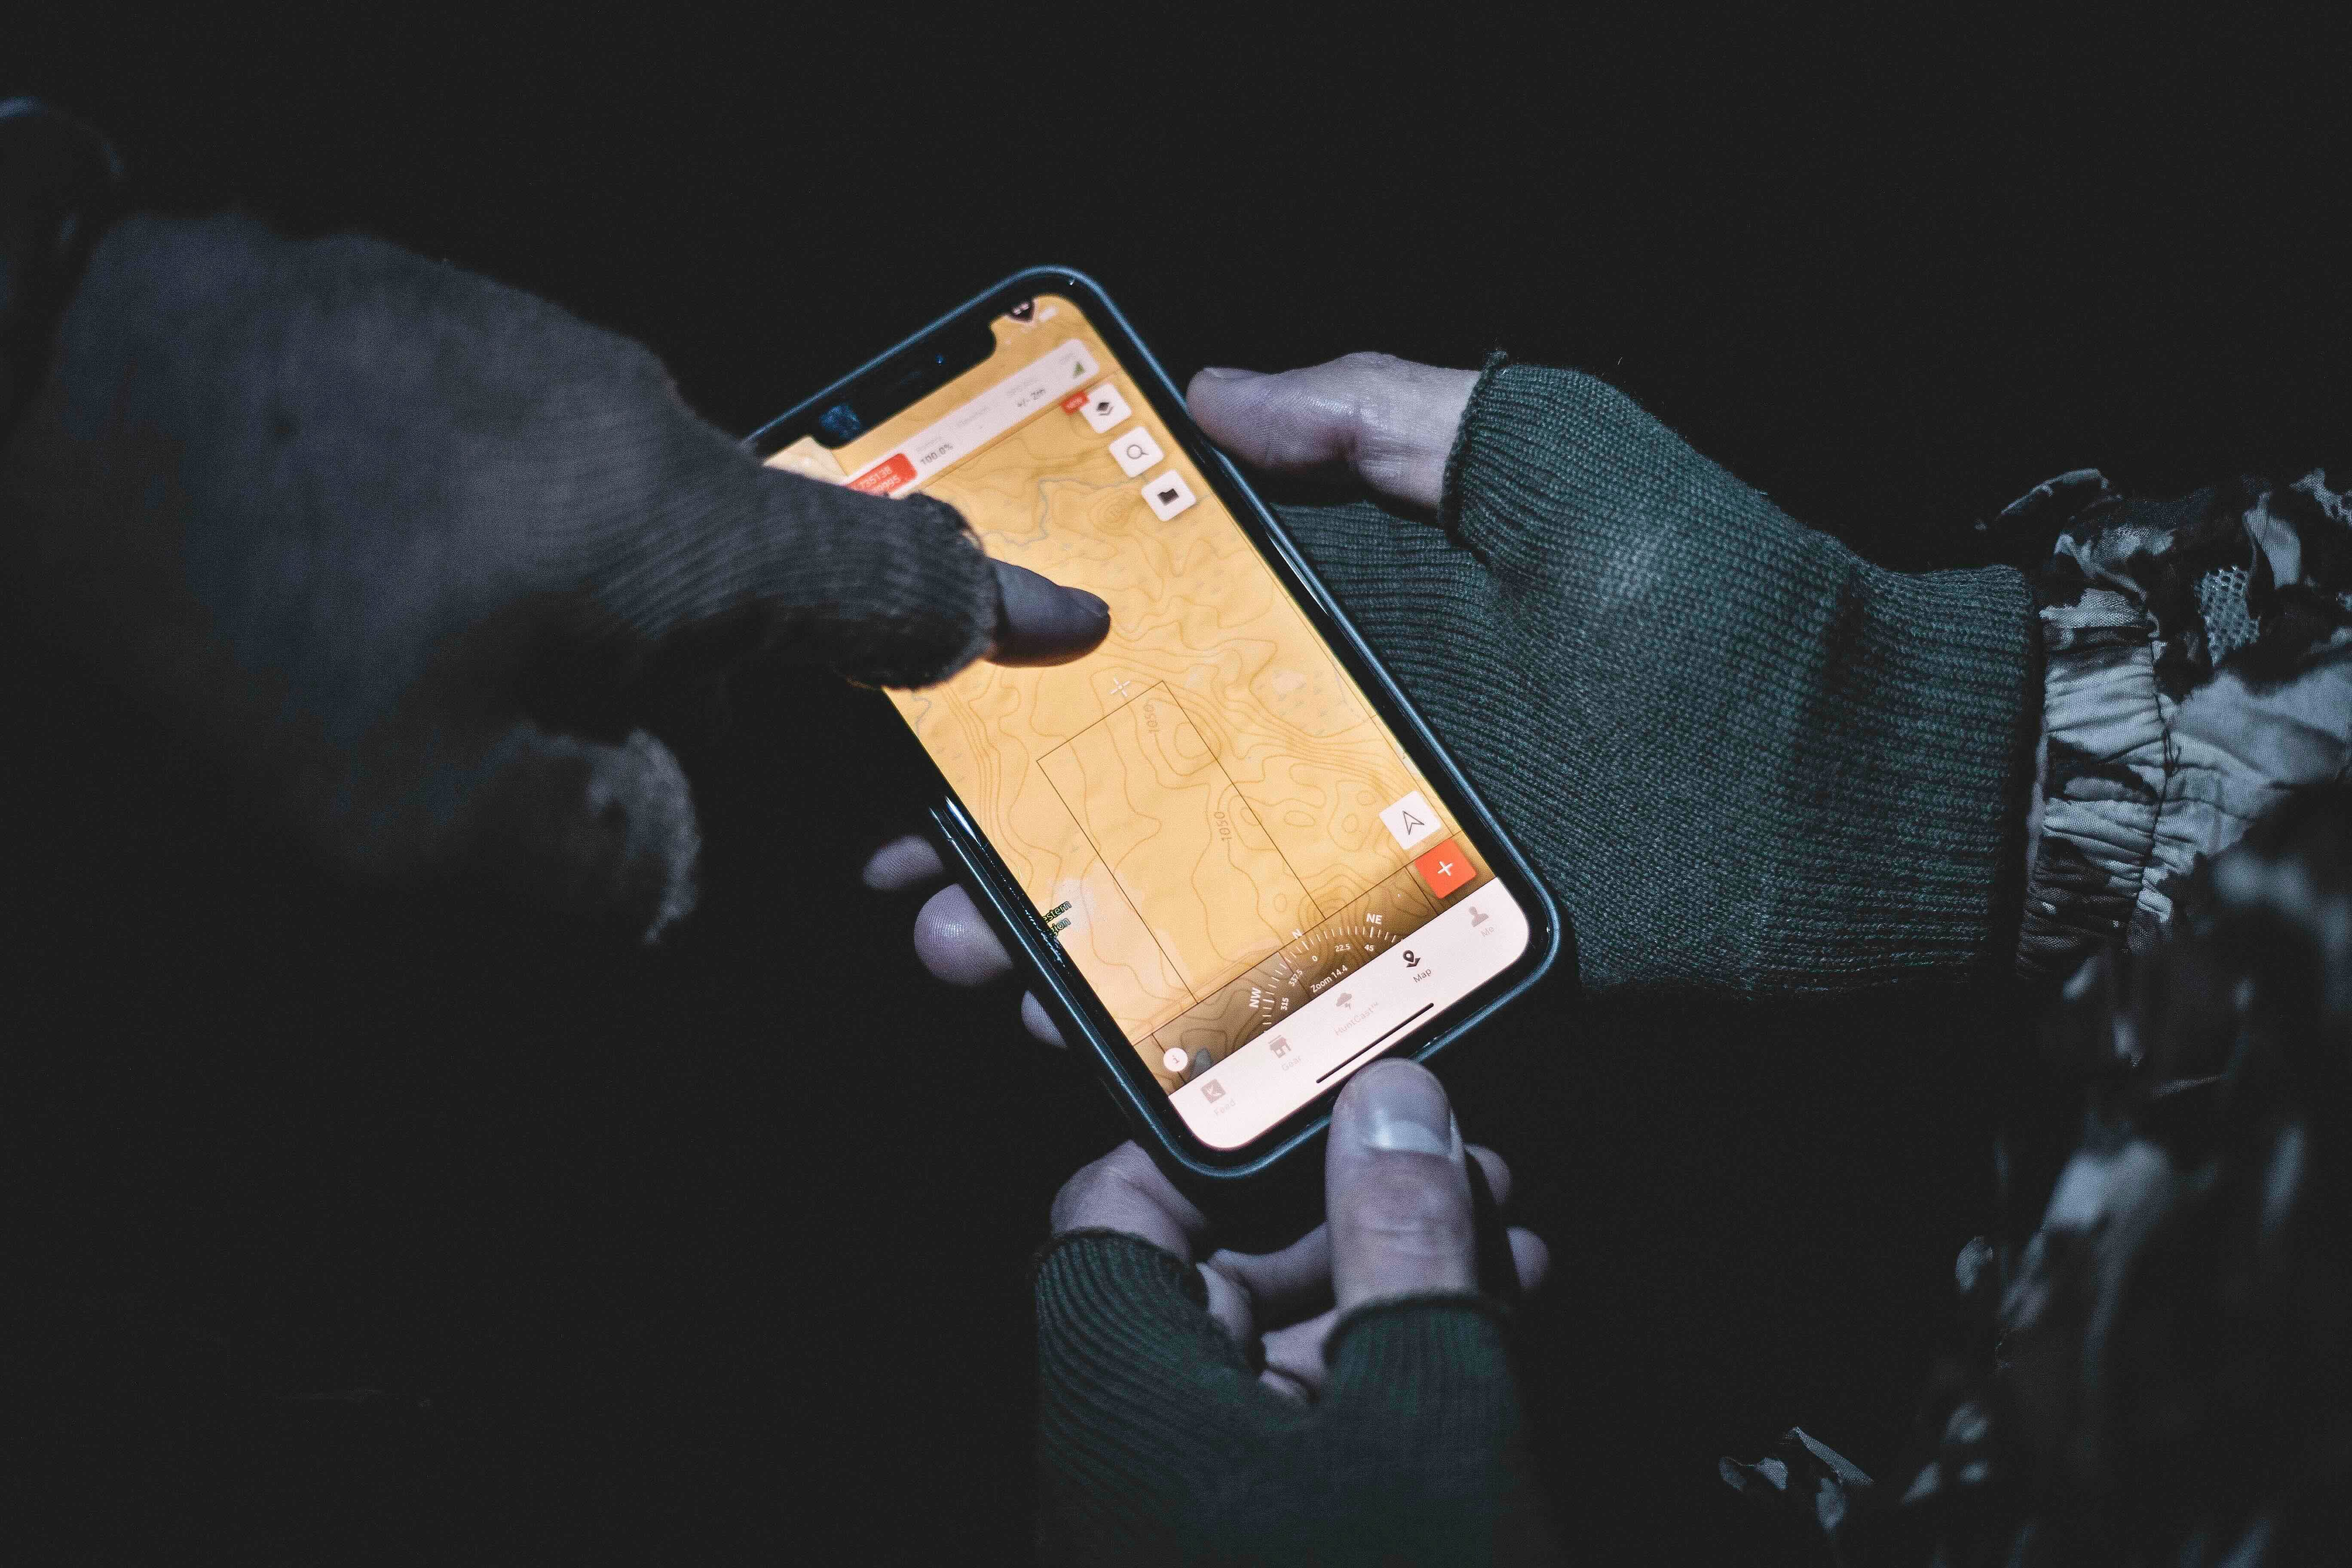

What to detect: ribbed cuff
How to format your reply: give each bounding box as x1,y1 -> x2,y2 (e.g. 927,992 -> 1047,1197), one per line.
1442,363 -> 2039,989
1325,1292 -> 1516,1405
1036,1235 -> 1553,1564
1034,1230 -> 1283,1555
1032,1227 -> 1207,1311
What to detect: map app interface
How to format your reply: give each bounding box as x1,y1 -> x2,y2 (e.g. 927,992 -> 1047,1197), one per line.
768,296 -> 1531,1148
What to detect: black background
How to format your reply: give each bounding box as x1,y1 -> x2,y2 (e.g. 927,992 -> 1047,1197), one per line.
4,9 -> 2346,1562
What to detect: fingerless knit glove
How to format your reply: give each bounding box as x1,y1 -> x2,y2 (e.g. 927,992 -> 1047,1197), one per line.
1275,358 -> 2041,994
1035,1231 -> 1556,1565
2,212 -> 1004,938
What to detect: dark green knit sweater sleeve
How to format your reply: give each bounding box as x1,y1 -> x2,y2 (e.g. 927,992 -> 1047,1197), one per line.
1275,361 -> 2039,993
1035,1231 -> 1556,1565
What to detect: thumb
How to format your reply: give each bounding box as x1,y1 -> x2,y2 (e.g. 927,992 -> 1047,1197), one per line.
1326,1059 -> 1477,1314
318,710 -> 704,945
590,420 -> 1107,688
442,722 -> 702,943
1187,354 -> 1476,510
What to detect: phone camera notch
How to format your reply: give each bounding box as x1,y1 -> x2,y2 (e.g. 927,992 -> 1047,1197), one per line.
815,401 -> 865,445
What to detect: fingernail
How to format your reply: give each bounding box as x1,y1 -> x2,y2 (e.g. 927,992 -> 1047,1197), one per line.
991,561 -> 1110,666
1060,585 -> 1111,626
1340,1060 -> 1461,1158
1196,366 -> 1257,382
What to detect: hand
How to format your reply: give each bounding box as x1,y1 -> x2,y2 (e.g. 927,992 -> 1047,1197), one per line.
1035,1060 -> 1556,1560
883,342 -> 2040,1002
1052,1058 -> 1547,1400
0,212 -> 1109,942
863,353 -> 1472,1042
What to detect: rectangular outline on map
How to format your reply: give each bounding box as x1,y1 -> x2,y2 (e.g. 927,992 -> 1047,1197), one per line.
1036,681 -> 1335,1023
1029,761 -> 1194,1030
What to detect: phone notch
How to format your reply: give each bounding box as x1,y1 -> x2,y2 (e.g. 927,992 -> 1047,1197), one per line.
812,316 -> 998,448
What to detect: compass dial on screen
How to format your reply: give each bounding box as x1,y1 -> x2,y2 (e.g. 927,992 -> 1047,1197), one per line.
1240,856 -> 1453,1038
1144,858 -> 1454,1090
1246,916 -> 1409,1034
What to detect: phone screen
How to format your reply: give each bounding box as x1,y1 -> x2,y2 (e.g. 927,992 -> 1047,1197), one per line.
767,295 -> 1531,1149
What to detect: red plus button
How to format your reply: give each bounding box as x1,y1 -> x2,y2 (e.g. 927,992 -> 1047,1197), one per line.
1412,838 -> 1475,898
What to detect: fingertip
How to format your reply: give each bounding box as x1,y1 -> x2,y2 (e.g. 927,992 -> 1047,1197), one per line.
1196,1258 -> 1256,1348
1257,1365 -> 1317,1405
862,833 -> 945,891
1332,1058 -> 1458,1156
1021,991 -> 1067,1047
989,560 -> 1109,667
1467,1144 -> 1513,1205
1185,364 -> 1261,412
462,723 -> 701,945
1507,1227 -> 1550,1294
1186,363 -> 1302,464
912,883 -> 1014,985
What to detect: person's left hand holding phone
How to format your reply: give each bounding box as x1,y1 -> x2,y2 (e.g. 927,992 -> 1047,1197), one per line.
1037,1059 -> 1557,1562
0,207 -> 1109,940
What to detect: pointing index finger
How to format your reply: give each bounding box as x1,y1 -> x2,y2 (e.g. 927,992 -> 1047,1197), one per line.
988,559 -> 1110,666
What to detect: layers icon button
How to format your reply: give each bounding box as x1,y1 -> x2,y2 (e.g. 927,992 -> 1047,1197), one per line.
1078,382 -> 1132,432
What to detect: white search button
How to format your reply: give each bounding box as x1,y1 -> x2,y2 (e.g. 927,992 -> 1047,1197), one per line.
1111,426 -> 1165,477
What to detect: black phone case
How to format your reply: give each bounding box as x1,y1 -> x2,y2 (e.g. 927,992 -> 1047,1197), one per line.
749,267 -> 1567,1200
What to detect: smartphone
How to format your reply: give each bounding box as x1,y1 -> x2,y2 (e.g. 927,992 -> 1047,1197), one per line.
752,269 -> 1561,1186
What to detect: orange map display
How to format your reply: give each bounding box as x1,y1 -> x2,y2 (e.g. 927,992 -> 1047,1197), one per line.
768,296 -> 1490,1092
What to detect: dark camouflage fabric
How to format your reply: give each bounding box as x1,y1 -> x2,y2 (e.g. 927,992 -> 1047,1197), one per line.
1731,784 -> 2352,1566
1729,473 -> 2352,1565
2012,469 -> 2352,979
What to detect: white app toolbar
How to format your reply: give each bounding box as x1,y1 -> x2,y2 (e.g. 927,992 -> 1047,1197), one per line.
845,340 -> 1101,497
1170,881 -> 1530,1149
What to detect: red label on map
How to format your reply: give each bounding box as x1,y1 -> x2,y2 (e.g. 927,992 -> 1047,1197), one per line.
848,453 -> 916,494
1060,389 -> 1090,414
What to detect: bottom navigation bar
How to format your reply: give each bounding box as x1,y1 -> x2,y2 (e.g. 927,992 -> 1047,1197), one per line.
1170,882 -> 1532,1149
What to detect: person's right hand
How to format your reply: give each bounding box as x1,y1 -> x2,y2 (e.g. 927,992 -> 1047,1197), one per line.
0,210 -> 1108,942
1034,1059 -> 1558,1563
877,343 -> 2042,1016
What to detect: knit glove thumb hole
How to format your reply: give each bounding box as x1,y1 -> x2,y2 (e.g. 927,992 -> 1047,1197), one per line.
582,429 -> 1001,691
1321,1294 -> 1521,1438
328,706 -> 702,945
1431,352 -> 1544,575
1433,359 -> 1712,603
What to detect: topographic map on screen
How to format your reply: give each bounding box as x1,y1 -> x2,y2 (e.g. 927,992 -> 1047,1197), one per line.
770,297 -> 1493,1094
